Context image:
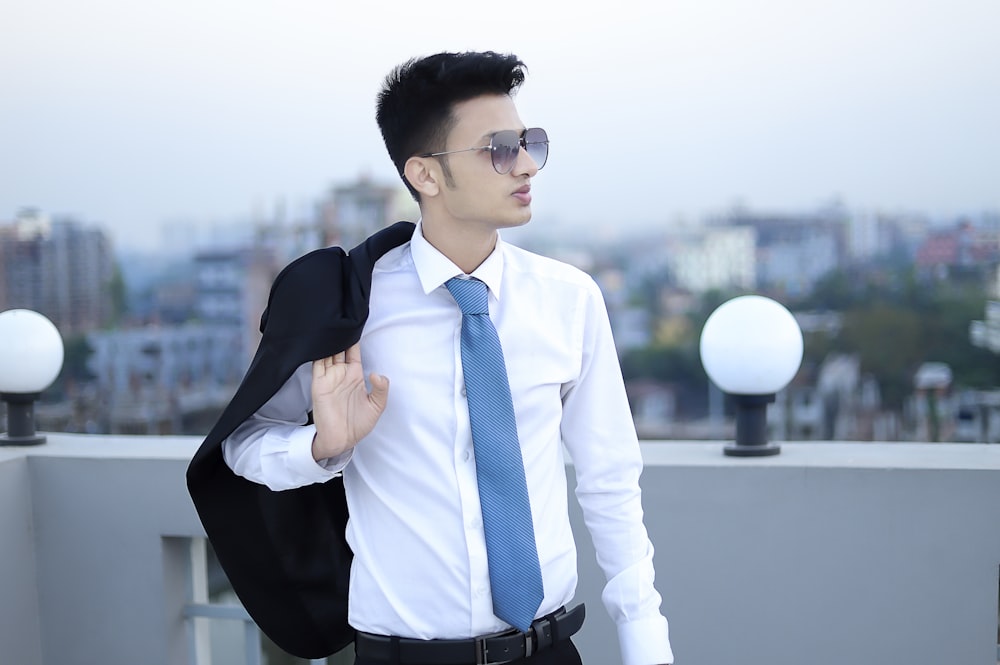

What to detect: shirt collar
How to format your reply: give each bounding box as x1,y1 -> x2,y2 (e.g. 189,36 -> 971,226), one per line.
411,220 -> 505,300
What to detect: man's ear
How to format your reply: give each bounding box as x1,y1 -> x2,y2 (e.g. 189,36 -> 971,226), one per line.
404,157 -> 441,199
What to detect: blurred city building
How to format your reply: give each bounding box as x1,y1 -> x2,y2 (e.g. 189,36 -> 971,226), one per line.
915,218 -> 1000,281
781,353 -> 887,441
41,175 -> 417,436
0,208 -> 115,335
87,324 -> 244,435
82,247 -> 278,435
193,246 -> 278,367
9,193 -> 1000,446
718,211 -> 844,298
318,174 -> 417,248
908,361 -> 956,442
666,225 -> 757,293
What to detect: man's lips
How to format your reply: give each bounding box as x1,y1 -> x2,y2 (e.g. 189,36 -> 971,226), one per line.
512,184 -> 532,205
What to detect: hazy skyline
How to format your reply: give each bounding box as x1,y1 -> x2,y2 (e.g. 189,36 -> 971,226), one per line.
2,0 -> 999,251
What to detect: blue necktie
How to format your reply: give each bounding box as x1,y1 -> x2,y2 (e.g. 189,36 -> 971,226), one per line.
446,277 -> 544,632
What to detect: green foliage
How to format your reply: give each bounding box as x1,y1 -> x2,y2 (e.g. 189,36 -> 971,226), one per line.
44,335 -> 95,401
621,344 -> 704,384
623,264 -> 999,416
620,343 -> 709,416
61,335 -> 96,382
691,288 -> 740,330
838,305 -> 923,408
107,262 -> 128,326
795,266 -> 998,408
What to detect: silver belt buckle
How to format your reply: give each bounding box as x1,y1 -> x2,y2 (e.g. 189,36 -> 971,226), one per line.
524,626 -> 535,659
475,636 -> 494,665
476,631 -> 523,665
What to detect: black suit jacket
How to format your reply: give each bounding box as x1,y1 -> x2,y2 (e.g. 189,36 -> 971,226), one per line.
186,221 -> 416,659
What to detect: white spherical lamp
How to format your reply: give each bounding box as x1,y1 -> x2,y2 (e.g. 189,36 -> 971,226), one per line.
699,296 -> 803,456
0,309 -> 65,445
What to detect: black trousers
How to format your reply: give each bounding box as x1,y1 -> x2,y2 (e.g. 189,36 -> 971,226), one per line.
352,637 -> 582,665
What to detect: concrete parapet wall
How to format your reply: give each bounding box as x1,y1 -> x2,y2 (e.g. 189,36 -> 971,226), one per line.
1,437 -> 998,665
572,442 -> 1000,665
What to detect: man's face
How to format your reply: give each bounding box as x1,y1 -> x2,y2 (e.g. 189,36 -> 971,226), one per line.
434,94 -> 540,231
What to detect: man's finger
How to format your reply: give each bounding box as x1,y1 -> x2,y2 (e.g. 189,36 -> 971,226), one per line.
368,373 -> 390,411
332,350 -> 347,364
346,343 -> 362,364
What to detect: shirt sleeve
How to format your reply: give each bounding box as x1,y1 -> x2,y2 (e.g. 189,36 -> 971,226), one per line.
221,361 -> 352,491
560,280 -> 674,665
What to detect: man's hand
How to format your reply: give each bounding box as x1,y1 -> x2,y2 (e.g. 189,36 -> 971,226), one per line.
310,343 -> 389,461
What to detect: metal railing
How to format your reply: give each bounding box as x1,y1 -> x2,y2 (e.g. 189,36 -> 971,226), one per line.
183,536 -> 331,665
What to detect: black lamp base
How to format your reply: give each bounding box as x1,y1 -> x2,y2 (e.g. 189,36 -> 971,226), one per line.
724,441 -> 781,457
0,433 -> 46,446
723,393 -> 781,457
1,392 -> 46,446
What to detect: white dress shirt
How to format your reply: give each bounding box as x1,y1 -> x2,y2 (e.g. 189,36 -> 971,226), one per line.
223,223 -> 673,665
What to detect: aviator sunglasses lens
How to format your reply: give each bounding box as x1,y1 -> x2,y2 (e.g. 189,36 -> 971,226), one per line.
488,128 -> 549,174
524,128 -> 548,170
490,130 -> 520,174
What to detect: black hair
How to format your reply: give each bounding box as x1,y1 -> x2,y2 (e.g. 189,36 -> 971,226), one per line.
376,51 -> 527,200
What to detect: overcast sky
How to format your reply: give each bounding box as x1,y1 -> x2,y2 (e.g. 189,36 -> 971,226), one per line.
2,0 -> 998,251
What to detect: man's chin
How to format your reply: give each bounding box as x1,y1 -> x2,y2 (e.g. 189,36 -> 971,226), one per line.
501,209 -> 533,229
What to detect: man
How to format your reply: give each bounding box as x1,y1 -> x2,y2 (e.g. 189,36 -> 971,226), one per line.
221,51 -> 673,665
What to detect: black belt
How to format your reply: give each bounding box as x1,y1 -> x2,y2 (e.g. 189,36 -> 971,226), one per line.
355,604 -> 586,665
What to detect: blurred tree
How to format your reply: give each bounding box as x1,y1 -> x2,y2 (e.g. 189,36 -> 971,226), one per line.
837,305 -> 923,409
621,257 -> 999,420
107,263 -> 128,326
46,335 -> 95,401
620,343 -> 709,418
795,265 -> 997,408
620,288 -> 745,419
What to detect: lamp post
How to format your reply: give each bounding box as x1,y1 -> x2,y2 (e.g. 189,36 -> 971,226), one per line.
0,309 -> 65,446
699,295 -> 803,456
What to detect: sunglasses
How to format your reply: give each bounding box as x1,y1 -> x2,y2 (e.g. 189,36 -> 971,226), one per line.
420,127 -> 549,175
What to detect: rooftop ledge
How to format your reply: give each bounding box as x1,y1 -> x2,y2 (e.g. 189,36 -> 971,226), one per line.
6,432 -> 1000,469
2,435 -> 999,665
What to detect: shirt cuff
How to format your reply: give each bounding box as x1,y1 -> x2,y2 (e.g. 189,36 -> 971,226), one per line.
285,425 -> 353,481
617,615 -> 673,665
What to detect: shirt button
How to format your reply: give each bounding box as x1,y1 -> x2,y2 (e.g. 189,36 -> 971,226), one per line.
477,587 -> 488,597
462,450 -> 471,462
461,387 -> 467,397
469,518 -> 481,530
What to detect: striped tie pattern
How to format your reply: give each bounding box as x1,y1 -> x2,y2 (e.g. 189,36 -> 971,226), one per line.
445,277 -> 544,632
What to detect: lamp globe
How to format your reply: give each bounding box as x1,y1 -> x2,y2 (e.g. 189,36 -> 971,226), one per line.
0,309 -> 65,445
700,295 -> 803,396
699,295 -> 803,456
